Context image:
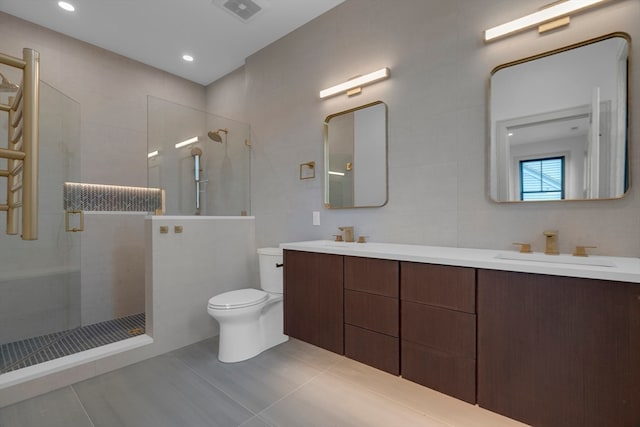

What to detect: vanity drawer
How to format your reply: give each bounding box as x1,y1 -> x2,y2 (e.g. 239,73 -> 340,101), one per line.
401,262 -> 475,313
402,339 -> 476,404
401,301 -> 475,358
345,290 -> 398,337
345,256 -> 399,297
346,324 -> 399,375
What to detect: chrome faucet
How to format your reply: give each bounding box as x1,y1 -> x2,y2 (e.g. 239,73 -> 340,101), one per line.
543,230 -> 559,255
338,226 -> 355,243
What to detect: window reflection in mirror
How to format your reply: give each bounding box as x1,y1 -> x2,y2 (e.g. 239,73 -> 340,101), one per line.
324,101 -> 388,209
489,33 -> 630,202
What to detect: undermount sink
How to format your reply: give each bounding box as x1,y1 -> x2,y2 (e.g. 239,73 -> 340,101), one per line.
495,252 -> 616,268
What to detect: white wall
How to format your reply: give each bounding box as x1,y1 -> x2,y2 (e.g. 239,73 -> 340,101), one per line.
145,217 -> 257,352
0,12 -> 206,324
206,0 -> 640,256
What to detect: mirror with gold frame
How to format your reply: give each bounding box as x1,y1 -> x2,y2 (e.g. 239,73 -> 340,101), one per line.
324,101 -> 388,209
489,33 -> 630,202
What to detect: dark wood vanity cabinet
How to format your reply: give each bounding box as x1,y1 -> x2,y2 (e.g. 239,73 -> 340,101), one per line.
477,269 -> 640,427
283,250 -> 344,354
344,256 -> 399,375
400,262 -> 477,404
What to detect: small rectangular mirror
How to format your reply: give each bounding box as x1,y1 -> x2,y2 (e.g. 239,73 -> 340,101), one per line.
489,33 -> 630,202
324,101 -> 388,209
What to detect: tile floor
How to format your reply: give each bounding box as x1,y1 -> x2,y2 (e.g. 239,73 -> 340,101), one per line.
0,337 -> 529,427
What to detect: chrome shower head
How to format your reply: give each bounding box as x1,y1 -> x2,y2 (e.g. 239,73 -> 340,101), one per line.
207,128 -> 228,143
0,72 -> 19,92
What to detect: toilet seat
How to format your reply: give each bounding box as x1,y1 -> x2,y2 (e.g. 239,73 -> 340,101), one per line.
208,288 -> 268,310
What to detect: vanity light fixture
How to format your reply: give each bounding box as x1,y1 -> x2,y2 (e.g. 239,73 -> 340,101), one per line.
319,67 -> 390,99
175,136 -> 198,149
484,0 -> 610,42
147,150 -> 159,158
58,1 -> 75,12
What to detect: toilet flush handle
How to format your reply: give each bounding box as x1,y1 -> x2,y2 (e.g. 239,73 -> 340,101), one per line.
276,263 -> 283,268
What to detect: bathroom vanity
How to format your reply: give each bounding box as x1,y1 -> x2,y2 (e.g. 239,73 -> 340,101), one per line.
281,240 -> 640,427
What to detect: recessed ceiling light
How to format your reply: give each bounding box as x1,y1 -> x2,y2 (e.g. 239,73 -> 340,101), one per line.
182,54 -> 194,62
58,1 -> 75,12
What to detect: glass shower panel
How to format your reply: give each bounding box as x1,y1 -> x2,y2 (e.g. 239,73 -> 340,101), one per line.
147,96 -> 251,216
0,82 -> 81,372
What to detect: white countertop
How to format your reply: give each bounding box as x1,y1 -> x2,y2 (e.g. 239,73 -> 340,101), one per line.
279,240 -> 640,284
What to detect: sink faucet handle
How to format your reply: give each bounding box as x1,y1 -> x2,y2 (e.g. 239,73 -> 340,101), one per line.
543,230 -> 559,255
357,235 -> 368,244
332,234 -> 344,242
338,226 -> 355,243
573,245 -> 597,257
512,242 -> 532,253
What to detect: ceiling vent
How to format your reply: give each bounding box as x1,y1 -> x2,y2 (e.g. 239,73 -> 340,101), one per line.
214,0 -> 267,23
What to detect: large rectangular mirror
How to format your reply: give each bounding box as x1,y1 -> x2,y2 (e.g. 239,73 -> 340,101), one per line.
489,33 -> 630,202
324,101 -> 388,208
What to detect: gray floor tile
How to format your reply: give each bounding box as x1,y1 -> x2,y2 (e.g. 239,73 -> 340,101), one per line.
327,357 -> 528,427
73,354 -> 254,427
0,386 -> 94,427
259,371 -> 449,427
170,338 -> 321,413
238,415 -> 273,427
270,338 -> 343,372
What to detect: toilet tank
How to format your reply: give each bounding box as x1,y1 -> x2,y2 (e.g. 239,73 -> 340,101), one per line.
258,247 -> 283,293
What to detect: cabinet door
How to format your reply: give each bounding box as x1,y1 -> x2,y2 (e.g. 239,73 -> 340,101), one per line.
400,262 -> 477,403
344,290 -> 398,337
402,301 -> 475,358
283,250 -> 343,354
401,262 -> 475,313
402,340 -> 476,404
345,324 -> 399,375
478,269 -> 638,427
345,256 -> 398,297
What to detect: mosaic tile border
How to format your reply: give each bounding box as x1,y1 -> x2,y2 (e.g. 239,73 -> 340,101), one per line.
64,182 -> 163,212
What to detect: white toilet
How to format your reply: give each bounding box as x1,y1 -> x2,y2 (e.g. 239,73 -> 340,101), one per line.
207,247 -> 288,363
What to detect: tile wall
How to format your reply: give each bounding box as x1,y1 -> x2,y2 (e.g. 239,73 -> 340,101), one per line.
207,0 -> 640,257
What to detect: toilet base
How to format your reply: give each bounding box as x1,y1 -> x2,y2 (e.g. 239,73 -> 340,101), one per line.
218,327 -> 288,363
214,296 -> 288,363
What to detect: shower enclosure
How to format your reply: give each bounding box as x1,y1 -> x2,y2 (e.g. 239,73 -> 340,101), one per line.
147,96 -> 251,216
1,81 -> 147,374
0,81 -> 82,372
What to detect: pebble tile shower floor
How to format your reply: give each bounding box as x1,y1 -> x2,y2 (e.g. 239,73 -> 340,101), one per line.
0,312 -> 145,373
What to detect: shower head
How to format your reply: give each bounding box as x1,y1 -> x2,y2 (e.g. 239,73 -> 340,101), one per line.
190,147 -> 203,157
0,72 -> 19,92
207,128 -> 228,143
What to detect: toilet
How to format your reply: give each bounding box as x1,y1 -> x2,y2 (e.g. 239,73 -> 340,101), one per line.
207,247 -> 288,363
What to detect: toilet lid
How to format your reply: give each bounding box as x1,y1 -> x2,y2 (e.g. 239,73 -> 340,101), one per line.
208,288 -> 268,309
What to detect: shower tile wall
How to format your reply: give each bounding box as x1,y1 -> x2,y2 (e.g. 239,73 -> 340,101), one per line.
0,11 -> 206,327
0,271 -> 80,345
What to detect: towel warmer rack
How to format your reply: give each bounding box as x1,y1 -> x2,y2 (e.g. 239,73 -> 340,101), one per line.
0,48 -> 39,240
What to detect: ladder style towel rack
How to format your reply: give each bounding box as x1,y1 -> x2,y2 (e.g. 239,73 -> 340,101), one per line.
0,48 -> 39,240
